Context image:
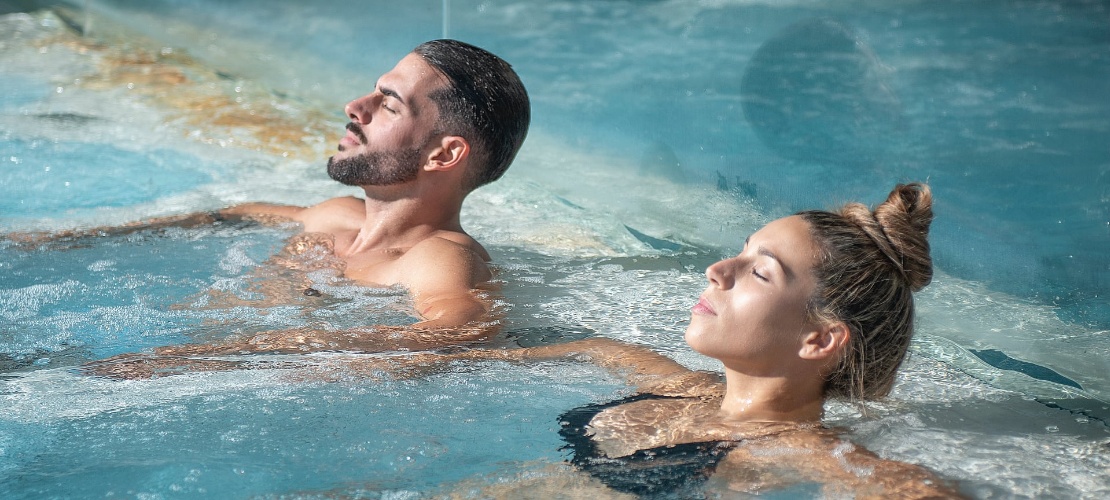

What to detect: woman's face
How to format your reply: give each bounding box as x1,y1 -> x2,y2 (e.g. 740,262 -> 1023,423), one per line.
685,215 -> 822,374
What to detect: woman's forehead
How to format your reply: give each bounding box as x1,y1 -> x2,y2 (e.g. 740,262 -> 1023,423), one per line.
752,216 -> 818,268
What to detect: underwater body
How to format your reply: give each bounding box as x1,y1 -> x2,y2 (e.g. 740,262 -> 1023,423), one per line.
0,0 -> 1107,497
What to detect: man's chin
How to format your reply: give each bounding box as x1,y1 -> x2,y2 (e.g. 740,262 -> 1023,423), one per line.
326,157 -> 358,186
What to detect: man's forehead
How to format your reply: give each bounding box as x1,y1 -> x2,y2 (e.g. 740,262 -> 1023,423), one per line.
378,53 -> 447,100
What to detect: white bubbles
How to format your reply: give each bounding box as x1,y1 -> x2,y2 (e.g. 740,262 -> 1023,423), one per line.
0,279 -> 84,321
0,365 -> 296,423
915,272 -> 1110,402
86,259 -> 116,272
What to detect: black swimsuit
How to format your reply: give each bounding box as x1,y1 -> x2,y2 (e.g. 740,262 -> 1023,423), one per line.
558,394 -> 732,498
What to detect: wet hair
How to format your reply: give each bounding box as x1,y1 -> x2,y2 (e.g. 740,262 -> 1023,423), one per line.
413,39 -> 531,191
797,183 -> 933,401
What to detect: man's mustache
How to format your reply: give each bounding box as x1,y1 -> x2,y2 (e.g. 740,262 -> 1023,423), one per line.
347,122 -> 368,145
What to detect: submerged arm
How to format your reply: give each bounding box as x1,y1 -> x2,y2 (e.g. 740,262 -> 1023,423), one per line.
715,430 -> 966,498
86,335 -> 720,397
515,338 -> 722,397
218,202 -> 306,223
5,211 -> 231,247
152,321 -> 497,357
315,338 -> 720,397
4,202 -> 304,248
85,234 -> 503,380
156,234 -> 500,355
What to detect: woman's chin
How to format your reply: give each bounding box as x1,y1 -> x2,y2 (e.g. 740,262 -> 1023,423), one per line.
683,328 -> 712,357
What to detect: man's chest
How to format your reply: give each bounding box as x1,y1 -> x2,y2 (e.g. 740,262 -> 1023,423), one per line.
340,250 -> 407,287
278,231 -> 407,287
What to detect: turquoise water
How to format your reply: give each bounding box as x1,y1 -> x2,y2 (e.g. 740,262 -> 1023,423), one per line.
1,0 -> 1108,497
1,139 -> 213,216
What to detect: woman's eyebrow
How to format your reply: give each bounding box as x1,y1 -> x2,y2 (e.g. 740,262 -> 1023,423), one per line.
756,244 -> 796,282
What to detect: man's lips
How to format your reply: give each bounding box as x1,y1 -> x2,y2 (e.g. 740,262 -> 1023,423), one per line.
339,122 -> 368,149
692,297 -> 716,316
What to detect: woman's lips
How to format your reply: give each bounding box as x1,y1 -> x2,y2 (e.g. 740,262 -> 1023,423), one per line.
692,297 -> 716,315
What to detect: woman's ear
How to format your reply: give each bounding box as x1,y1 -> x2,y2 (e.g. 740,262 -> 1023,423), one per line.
424,135 -> 470,172
798,321 -> 850,361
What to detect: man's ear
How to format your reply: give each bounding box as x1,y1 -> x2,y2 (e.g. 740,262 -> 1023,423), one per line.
425,135 -> 470,172
798,321 -> 850,361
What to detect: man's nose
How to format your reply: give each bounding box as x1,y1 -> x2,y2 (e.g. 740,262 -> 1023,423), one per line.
345,94 -> 375,124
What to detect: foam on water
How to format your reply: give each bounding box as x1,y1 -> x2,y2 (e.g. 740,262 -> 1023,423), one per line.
0,224 -> 419,364
0,358 -> 629,497
915,273 -> 1110,401
827,354 -> 1110,498
1,138 -> 216,216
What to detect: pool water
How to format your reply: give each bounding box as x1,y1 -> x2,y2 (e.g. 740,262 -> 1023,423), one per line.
1,138 -> 215,216
1,1 -> 1108,498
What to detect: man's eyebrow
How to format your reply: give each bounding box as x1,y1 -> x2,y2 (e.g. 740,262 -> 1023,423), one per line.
379,85 -> 422,115
379,86 -> 406,105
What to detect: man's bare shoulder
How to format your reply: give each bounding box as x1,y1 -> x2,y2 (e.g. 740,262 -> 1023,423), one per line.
308,196 -> 365,211
299,196 -> 365,232
395,233 -> 494,327
407,231 -> 491,264
395,232 -> 493,289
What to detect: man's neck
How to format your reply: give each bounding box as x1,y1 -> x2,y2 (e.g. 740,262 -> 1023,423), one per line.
343,186 -> 465,256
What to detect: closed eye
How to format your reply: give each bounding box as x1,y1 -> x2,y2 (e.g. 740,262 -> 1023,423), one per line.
752,268 -> 768,282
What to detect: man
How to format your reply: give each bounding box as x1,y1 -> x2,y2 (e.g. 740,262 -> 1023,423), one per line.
221,39 -> 529,334
41,39 -> 529,364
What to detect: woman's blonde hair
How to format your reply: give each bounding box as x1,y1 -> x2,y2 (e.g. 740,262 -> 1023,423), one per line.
798,183 -> 934,400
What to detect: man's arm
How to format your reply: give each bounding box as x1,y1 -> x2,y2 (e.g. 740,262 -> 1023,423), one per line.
219,202 -> 306,223
80,207 -> 506,373
144,235 -> 499,357
401,235 -> 494,329
4,211 -> 229,247
3,202 -> 304,248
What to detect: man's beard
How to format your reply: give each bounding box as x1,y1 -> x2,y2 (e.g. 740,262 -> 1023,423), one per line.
327,146 -> 423,187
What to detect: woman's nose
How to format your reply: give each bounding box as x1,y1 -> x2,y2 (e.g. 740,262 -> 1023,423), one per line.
345,94 -> 375,124
706,258 -> 735,289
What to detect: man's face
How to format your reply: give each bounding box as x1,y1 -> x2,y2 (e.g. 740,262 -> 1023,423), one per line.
328,53 -> 446,187
326,131 -> 423,186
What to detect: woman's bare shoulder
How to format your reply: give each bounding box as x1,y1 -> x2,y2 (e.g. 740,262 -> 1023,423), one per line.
715,429 -> 965,498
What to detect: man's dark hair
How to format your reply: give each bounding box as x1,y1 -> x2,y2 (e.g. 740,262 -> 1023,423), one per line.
413,39 -> 530,190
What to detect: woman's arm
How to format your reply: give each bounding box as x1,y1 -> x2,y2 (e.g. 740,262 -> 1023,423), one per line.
297,337 -> 721,398
714,429 -> 966,499
87,336 -> 722,398
515,338 -> 722,397
151,322 -> 497,357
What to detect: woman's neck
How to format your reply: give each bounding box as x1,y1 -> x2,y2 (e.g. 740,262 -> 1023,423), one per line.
718,369 -> 826,423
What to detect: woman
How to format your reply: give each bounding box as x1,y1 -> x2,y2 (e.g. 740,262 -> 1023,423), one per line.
87,183 -> 961,497
306,182 -> 958,497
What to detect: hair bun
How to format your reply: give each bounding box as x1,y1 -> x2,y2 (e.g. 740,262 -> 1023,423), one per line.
842,183 -> 934,291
